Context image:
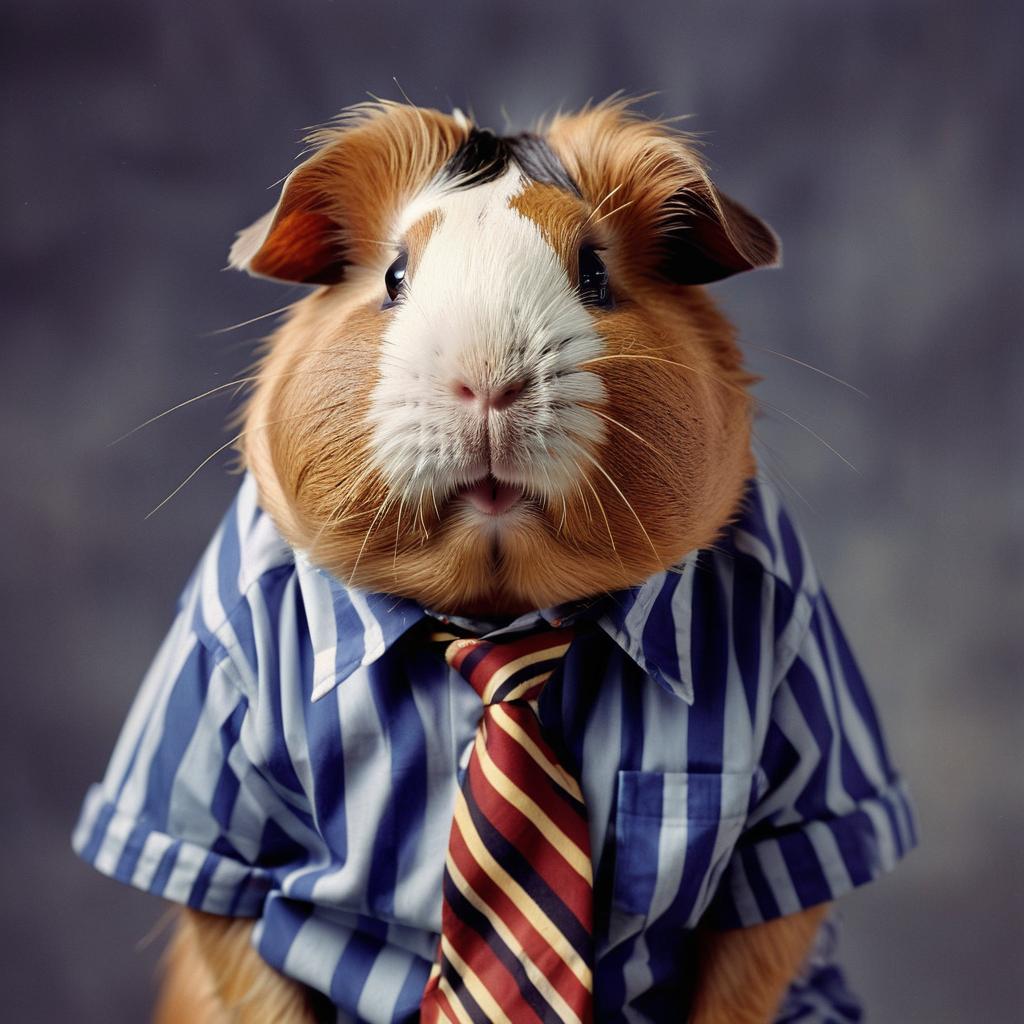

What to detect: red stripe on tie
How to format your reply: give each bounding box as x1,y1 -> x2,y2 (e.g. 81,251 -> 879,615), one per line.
426,978 -> 461,1024
482,707 -> 591,851
465,755 -> 593,929
462,631 -> 569,700
440,895 -> 550,1024
447,816 -> 592,1011
420,623 -> 592,1023
447,639 -> 490,678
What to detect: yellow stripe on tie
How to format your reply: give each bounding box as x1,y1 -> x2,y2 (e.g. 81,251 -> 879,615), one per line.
440,637 -> 479,665
446,854 -> 583,1024
481,641 -> 573,703
490,703 -> 584,801
452,790 -> 593,989
435,976 -> 474,1024
474,732 -> 593,883
440,936 -> 514,1024
429,630 -> 467,644
497,671 -> 557,703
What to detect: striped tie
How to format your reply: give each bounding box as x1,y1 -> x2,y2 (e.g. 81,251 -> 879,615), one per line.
419,623 -> 594,1024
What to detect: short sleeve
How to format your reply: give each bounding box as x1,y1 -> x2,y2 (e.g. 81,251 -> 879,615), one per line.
707,588 -> 918,929
72,580 -> 303,917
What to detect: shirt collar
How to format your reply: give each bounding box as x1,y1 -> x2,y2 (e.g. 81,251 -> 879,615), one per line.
305,551 -> 698,705
589,550 -> 699,704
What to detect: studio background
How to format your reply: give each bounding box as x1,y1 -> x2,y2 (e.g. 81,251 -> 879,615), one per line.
2,2 -> 1020,1021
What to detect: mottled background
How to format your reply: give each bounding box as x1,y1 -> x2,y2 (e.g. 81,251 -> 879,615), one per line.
2,1 -> 1021,1021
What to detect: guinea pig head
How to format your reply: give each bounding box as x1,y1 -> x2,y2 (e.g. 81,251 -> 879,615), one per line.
231,100 -> 779,616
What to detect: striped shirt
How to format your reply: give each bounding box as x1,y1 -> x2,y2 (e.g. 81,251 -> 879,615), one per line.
73,472 -> 916,1023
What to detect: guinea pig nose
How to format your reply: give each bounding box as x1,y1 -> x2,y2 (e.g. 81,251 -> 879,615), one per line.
452,379 -> 526,412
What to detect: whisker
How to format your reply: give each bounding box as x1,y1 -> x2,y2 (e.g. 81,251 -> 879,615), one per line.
145,432 -> 244,519
540,463 -> 570,540
591,199 -> 636,227
401,279 -> 436,327
392,490 -> 410,575
581,183 -> 624,230
742,341 -> 869,399
144,397 -> 361,520
571,477 -> 593,526
578,448 -> 661,563
391,77 -> 431,144
416,484 -> 430,542
584,350 -> 859,472
579,351 -> 732,390
134,906 -> 178,952
110,377 -> 261,446
349,491 -> 397,587
573,457 -> 622,569
535,461 -> 571,542
311,459 -> 384,549
205,303 -> 295,336
347,236 -> 401,251
112,355 -> 354,445
752,431 -> 818,514
585,407 -> 675,470
580,351 -> 754,429
756,399 -> 859,474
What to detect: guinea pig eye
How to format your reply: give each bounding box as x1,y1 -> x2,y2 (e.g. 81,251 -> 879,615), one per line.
384,252 -> 408,304
578,245 -> 611,307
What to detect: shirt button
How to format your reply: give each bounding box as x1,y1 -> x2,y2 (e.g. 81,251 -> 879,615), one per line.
551,617 -> 562,627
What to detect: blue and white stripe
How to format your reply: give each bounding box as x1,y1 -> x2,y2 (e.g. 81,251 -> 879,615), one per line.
73,471 -> 916,1023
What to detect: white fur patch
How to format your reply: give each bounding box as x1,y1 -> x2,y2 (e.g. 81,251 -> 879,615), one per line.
368,169 -> 606,504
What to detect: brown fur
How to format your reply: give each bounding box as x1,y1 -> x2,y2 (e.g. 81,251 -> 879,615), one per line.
403,209 -> 444,276
238,99 -> 767,617
234,102 -> 471,284
155,911 -> 319,1023
690,904 -> 831,1024
166,902 -> 829,1023
508,182 -> 593,278
158,99 -> 816,1021
544,99 -> 779,281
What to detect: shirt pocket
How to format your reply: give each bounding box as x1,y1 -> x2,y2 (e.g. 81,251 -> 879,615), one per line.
611,769 -> 752,922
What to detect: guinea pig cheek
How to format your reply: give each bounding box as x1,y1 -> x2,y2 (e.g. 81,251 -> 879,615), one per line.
247,298 -> 388,548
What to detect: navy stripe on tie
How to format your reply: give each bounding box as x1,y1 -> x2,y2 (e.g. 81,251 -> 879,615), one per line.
442,868 -> 564,1024
462,773 -> 591,961
488,656 -> 561,704
454,640 -> 493,678
437,950 -> 491,1024
545,773 -> 588,819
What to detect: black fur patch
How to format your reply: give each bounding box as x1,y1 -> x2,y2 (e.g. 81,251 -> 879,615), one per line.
440,128 -> 580,196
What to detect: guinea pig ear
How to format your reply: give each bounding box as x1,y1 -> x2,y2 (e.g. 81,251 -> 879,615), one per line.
656,185 -> 781,285
228,102 -> 473,286
228,161 -> 347,286
545,99 -> 780,285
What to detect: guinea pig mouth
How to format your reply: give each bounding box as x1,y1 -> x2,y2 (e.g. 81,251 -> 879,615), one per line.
456,474 -> 525,516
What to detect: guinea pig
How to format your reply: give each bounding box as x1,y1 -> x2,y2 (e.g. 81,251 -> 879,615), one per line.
232,100 -> 773,617
76,97 -> 916,1024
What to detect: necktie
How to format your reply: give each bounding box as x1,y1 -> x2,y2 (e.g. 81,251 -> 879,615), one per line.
419,623 -> 594,1024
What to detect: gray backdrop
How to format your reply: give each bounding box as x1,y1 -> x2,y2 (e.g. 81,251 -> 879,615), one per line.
2,1 -> 1021,1021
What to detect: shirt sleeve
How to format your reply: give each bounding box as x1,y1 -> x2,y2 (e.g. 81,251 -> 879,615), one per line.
706,587 -> 918,929
71,582 -> 306,917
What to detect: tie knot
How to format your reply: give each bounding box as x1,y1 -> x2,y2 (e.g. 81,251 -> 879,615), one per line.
428,624 -> 576,704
